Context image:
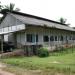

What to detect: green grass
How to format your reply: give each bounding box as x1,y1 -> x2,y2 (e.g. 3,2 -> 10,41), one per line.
1,48 -> 75,75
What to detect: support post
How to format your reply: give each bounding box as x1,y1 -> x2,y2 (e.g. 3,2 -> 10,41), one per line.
1,35 -> 4,54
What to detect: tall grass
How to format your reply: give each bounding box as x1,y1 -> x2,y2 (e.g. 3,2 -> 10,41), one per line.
49,47 -> 75,56
1,47 -> 75,75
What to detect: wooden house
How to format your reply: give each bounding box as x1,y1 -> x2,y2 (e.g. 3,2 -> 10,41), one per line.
0,11 -> 75,53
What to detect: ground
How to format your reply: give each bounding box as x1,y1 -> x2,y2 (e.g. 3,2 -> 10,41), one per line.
0,63 -> 15,75
0,48 -> 75,75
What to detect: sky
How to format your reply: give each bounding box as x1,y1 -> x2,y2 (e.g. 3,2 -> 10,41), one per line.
0,0 -> 75,27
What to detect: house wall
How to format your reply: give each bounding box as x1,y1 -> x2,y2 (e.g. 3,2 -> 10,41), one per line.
0,14 -> 23,28
0,13 -> 75,51
15,25 -> 75,50
0,14 -> 24,42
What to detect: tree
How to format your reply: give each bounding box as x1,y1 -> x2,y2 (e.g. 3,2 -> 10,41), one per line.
59,17 -> 67,24
0,2 -> 4,12
0,3 -> 20,15
4,3 -> 20,12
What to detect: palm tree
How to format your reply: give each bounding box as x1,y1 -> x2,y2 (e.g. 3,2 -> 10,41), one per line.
4,3 -> 20,12
59,17 -> 67,24
5,3 -> 15,12
0,3 -> 20,15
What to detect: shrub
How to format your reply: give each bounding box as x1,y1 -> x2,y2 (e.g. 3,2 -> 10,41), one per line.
37,47 -> 49,57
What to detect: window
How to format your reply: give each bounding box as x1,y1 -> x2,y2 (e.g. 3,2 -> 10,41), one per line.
36,35 -> 38,42
69,36 -> 71,40
55,36 -> 57,41
50,36 -> 54,41
27,34 -> 32,42
60,36 -> 63,41
66,36 -> 67,40
72,36 -> 75,40
43,36 -> 49,42
26,34 -> 38,42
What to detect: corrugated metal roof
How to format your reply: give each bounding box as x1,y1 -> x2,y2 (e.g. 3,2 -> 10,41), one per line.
11,11 -> 67,26
10,13 -> 75,31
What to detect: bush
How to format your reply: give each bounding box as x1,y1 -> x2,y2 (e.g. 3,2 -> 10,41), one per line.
37,47 -> 49,57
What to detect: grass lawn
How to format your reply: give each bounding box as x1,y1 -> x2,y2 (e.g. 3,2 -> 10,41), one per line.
1,48 -> 75,75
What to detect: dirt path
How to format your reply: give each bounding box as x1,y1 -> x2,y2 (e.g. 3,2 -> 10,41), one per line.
0,63 -> 15,75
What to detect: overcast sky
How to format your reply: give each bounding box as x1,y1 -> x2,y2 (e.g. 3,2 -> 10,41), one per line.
0,0 -> 75,27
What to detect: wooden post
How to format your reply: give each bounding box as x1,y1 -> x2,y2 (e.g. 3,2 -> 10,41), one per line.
1,35 -> 4,53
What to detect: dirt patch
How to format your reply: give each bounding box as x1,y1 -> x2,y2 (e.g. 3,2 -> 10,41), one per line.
0,63 -> 6,68
0,63 -> 15,75
0,69 -> 15,75
1,50 -> 25,58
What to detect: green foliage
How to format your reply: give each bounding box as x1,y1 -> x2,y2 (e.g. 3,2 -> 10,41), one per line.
37,47 -> 49,57
59,17 -> 67,24
0,2 -> 20,15
1,48 -> 75,75
4,3 -> 15,12
0,2 -> 3,11
4,3 -> 20,12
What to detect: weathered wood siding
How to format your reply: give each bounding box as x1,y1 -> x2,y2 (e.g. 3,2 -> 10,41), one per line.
0,14 -> 24,42
15,25 -> 75,50
0,14 -> 23,28
0,13 -> 75,50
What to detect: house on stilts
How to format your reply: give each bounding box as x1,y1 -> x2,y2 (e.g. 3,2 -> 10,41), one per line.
0,11 -> 75,54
